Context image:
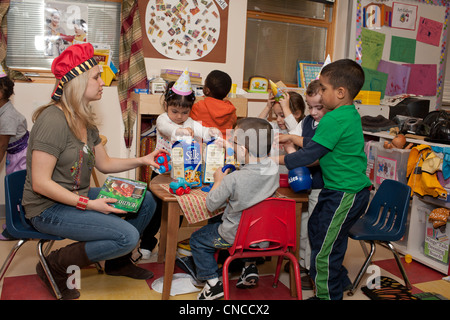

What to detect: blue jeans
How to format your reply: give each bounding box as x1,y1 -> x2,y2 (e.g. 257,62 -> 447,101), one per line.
30,188 -> 156,262
189,222 -> 232,281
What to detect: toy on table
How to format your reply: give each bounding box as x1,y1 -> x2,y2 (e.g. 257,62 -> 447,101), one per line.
288,166 -> 312,192
169,177 -> 192,196
155,152 -> 171,174
201,164 -> 236,192
269,80 -> 284,102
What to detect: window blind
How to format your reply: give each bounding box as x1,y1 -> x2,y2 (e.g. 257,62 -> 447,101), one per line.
247,0 -> 326,20
6,0 -> 120,71
244,18 -> 327,84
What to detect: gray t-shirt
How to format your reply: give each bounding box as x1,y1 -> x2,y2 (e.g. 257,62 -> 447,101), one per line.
23,105 -> 101,218
0,101 -> 27,143
206,158 -> 280,244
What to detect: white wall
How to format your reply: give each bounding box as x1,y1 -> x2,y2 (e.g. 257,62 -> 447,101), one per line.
0,0 -> 351,214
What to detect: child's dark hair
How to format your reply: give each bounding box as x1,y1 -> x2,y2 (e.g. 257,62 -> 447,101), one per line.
286,91 -> 305,120
320,59 -> 365,99
163,81 -> 196,109
234,117 -> 273,158
0,76 -> 14,100
306,79 -> 321,97
204,70 -> 232,100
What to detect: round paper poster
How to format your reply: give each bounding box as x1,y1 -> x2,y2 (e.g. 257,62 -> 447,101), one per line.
145,0 -> 221,61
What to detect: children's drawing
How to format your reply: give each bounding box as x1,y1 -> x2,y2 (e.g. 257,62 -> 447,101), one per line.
391,2 -> 418,30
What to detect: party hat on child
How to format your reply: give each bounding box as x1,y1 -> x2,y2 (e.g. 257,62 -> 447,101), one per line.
269,80 -> 283,101
172,68 -> 193,95
0,64 -> 7,78
315,54 -> 332,80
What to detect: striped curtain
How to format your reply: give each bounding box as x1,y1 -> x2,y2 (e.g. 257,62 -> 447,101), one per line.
0,0 -> 29,81
119,0 -> 148,148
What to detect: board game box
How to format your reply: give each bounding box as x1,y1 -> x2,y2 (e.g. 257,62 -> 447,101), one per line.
96,176 -> 147,213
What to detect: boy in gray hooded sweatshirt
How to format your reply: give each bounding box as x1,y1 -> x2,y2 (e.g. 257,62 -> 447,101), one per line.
190,117 -> 280,300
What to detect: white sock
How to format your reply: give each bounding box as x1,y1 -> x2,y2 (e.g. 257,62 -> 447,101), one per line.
207,277 -> 219,286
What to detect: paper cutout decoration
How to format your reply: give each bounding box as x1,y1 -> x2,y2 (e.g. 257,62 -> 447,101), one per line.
172,68 -> 193,95
361,28 -> 386,70
404,64 -> 437,96
390,36 -> 416,64
417,17 -> 443,47
363,2 -> 384,29
377,60 -> 411,96
391,2 -> 418,31
362,67 -> 388,99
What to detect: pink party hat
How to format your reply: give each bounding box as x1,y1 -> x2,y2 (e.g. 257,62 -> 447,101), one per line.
172,68 -> 193,96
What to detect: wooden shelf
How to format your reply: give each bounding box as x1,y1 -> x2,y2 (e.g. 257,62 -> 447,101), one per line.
130,92 -> 248,180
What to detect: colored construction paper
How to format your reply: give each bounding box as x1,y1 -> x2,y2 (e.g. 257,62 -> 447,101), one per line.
417,17 -> 443,47
361,28 -> 385,70
390,36 -> 416,63
377,60 -> 411,96
404,64 -> 437,96
362,67 -> 388,99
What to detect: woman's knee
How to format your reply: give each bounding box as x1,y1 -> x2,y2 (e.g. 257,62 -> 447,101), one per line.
119,225 -> 140,252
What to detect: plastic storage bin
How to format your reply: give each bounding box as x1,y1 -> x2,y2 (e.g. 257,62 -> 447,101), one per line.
424,212 -> 449,265
374,142 -> 411,189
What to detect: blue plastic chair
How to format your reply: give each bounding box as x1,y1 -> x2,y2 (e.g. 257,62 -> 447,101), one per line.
347,179 -> 412,296
0,170 -> 64,299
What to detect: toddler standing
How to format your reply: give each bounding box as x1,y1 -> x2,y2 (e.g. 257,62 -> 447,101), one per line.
279,59 -> 371,300
277,79 -> 328,289
139,69 -> 219,258
0,73 -> 28,176
0,72 -> 29,240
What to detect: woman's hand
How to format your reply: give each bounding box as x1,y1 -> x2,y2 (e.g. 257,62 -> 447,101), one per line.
86,198 -> 127,215
142,148 -> 170,168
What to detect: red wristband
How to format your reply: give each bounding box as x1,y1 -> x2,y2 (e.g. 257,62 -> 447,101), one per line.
76,195 -> 89,210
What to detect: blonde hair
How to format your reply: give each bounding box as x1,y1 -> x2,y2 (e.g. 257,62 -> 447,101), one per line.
32,68 -> 97,139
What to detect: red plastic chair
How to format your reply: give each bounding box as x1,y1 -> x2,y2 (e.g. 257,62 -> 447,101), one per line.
221,197 -> 302,300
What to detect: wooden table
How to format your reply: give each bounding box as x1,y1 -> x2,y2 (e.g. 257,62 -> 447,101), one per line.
149,173 -> 309,300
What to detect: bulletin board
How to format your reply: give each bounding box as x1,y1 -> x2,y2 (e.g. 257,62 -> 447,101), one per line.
355,0 -> 450,109
137,0 -> 229,63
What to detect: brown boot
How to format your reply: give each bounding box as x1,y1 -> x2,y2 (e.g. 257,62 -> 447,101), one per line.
36,242 -> 93,300
104,253 -> 154,280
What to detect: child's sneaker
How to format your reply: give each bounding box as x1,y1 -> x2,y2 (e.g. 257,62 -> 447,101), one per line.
236,264 -> 259,288
197,280 -> 224,300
